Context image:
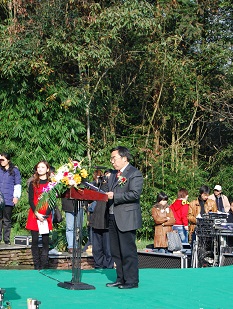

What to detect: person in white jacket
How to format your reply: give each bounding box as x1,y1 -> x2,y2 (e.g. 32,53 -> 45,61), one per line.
209,185 -> 230,213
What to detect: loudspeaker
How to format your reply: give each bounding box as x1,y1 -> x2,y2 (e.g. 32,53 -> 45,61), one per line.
14,235 -> 42,247
138,251 -> 187,269
220,253 -> 233,266
14,236 -> 32,246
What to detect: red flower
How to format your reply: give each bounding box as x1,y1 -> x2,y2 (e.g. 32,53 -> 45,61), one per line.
118,175 -> 127,186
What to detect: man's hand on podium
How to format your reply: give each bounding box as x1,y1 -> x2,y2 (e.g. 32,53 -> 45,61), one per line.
106,192 -> 114,199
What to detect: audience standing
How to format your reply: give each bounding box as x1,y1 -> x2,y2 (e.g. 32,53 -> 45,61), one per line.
227,202 -> 233,223
84,169 -> 104,253
0,152 -> 21,245
26,161 -> 52,269
170,188 -> 189,243
188,185 -> 217,243
90,169 -> 114,269
208,185 -> 230,213
61,197 -> 83,254
152,192 -> 175,253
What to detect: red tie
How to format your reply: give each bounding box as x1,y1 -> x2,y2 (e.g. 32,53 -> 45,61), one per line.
117,171 -> 122,177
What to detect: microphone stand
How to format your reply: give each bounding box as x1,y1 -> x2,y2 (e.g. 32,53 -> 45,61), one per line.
57,199 -> 95,290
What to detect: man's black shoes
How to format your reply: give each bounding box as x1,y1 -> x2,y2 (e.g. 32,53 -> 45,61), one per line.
106,281 -> 122,287
118,283 -> 138,289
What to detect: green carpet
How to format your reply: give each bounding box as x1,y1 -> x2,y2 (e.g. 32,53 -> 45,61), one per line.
0,267 -> 232,309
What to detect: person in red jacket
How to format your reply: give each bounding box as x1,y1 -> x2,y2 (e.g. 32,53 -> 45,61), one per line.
26,161 -> 52,270
170,188 -> 189,243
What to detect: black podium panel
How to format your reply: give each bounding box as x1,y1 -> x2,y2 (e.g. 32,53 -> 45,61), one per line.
220,254 -> 233,266
138,251 -> 187,269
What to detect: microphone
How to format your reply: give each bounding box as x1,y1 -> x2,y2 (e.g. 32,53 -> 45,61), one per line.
91,166 -> 108,170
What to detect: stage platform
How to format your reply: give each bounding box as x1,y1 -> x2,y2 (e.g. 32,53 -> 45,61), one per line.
0,242 -> 94,270
1,242 -> 233,271
0,267 -> 233,308
138,250 -> 188,268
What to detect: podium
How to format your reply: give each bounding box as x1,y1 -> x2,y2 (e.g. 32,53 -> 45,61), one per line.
57,187 -> 108,290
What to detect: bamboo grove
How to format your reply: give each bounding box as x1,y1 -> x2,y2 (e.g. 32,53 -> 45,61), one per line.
0,0 -> 232,239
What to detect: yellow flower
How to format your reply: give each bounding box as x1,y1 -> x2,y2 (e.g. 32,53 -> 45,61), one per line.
61,177 -> 69,186
73,174 -> 82,185
80,169 -> 88,179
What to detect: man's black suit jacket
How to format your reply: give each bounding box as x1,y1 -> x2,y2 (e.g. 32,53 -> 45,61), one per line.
107,164 -> 143,232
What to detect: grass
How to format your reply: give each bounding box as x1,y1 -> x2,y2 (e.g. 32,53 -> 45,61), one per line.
10,227 -> 31,241
136,238 -> 153,250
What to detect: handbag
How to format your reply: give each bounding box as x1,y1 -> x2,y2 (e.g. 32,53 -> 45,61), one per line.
53,207 -> 63,224
0,191 -> 5,219
0,191 -> 5,210
167,231 -> 182,251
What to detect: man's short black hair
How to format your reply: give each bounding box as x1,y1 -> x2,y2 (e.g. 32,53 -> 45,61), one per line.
199,185 -> 210,195
110,146 -> 132,161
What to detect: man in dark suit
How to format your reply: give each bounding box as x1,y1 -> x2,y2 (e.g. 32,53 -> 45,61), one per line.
106,146 -> 143,289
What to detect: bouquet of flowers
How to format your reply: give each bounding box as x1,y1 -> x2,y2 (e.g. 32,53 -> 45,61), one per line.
37,159 -> 88,210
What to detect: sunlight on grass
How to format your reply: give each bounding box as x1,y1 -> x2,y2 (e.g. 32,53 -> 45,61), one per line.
136,239 -> 153,250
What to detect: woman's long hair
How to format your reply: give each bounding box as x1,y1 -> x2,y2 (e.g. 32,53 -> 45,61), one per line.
32,161 -> 51,187
0,152 -> 16,176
